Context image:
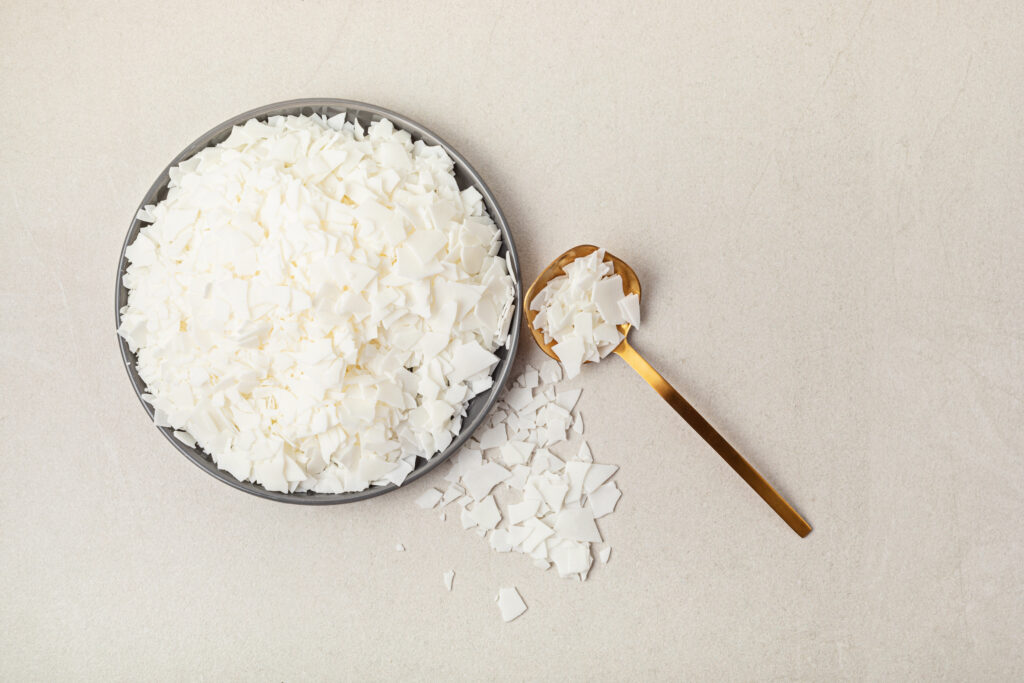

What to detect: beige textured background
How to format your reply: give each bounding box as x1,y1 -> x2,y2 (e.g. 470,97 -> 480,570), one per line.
2,1 -> 1022,680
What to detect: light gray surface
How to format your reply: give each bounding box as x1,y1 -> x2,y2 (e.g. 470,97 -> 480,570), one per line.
2,1 -> 1022,680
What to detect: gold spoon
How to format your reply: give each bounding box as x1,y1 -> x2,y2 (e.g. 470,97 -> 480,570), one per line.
524,245 -> 812,537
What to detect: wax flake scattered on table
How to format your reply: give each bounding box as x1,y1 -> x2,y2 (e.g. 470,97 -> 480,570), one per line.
553,508 -> 602,543
465,495 -> 502,530
538,359 -> 561,384
441,483 -> 464,505
572,413 -> 584,434
443,570 -> 455,591
588,482 -> 621,519
395,543 -> 405,552
414,361 -> 621,581
415,488 -> 443,509
496,586 -> 527,622
529,248 -> 641,378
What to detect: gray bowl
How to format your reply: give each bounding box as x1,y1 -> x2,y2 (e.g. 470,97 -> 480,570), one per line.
115,98 -> 522,504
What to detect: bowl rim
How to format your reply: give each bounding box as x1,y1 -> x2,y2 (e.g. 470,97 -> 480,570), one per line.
114,98 -> 522,504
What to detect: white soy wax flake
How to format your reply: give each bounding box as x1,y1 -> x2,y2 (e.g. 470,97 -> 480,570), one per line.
119,114 -> 515,494
519,518 -> 555,552
173,430 -> 197,448
618,293 -> 641,327
383,459 -> 415,486
588,481 -> 621,519
550,539 -> 592,578
467,495 -> 502,531
444,570 -> 455,591
554,507 -> 602,543
538,359 -> 561,384
504,387 -> 533,411
554,389 -> 581,412
461,461 -> 511,500
530,448 -> 563,475
564,462 -> 590,504
441,483 -> 464,506
496,587 -> 527,622
506,465 -> 530,491
476,424 -> 508,450
445,450 -> 482,484
598,547 -> 612,564
572,412 -> 584,434
489,528 -> 513,552
415,488 -> 444,510
508,500 -> 541,525
552,338 -> 585,379
592,275 -> 627,326
395,543 -> 405,552
498,441 -> 533,467
583,464 -> 617,494
576,441 -> 594,464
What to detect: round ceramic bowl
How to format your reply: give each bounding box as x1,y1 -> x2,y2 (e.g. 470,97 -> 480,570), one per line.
115,98 -> 522,504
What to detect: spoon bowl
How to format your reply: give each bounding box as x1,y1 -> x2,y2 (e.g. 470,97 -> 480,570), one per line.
524,244 -> 640,361
524,245 -> 812,537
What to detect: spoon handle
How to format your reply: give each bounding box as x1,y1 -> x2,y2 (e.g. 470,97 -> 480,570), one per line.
614,340 -> 812,537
